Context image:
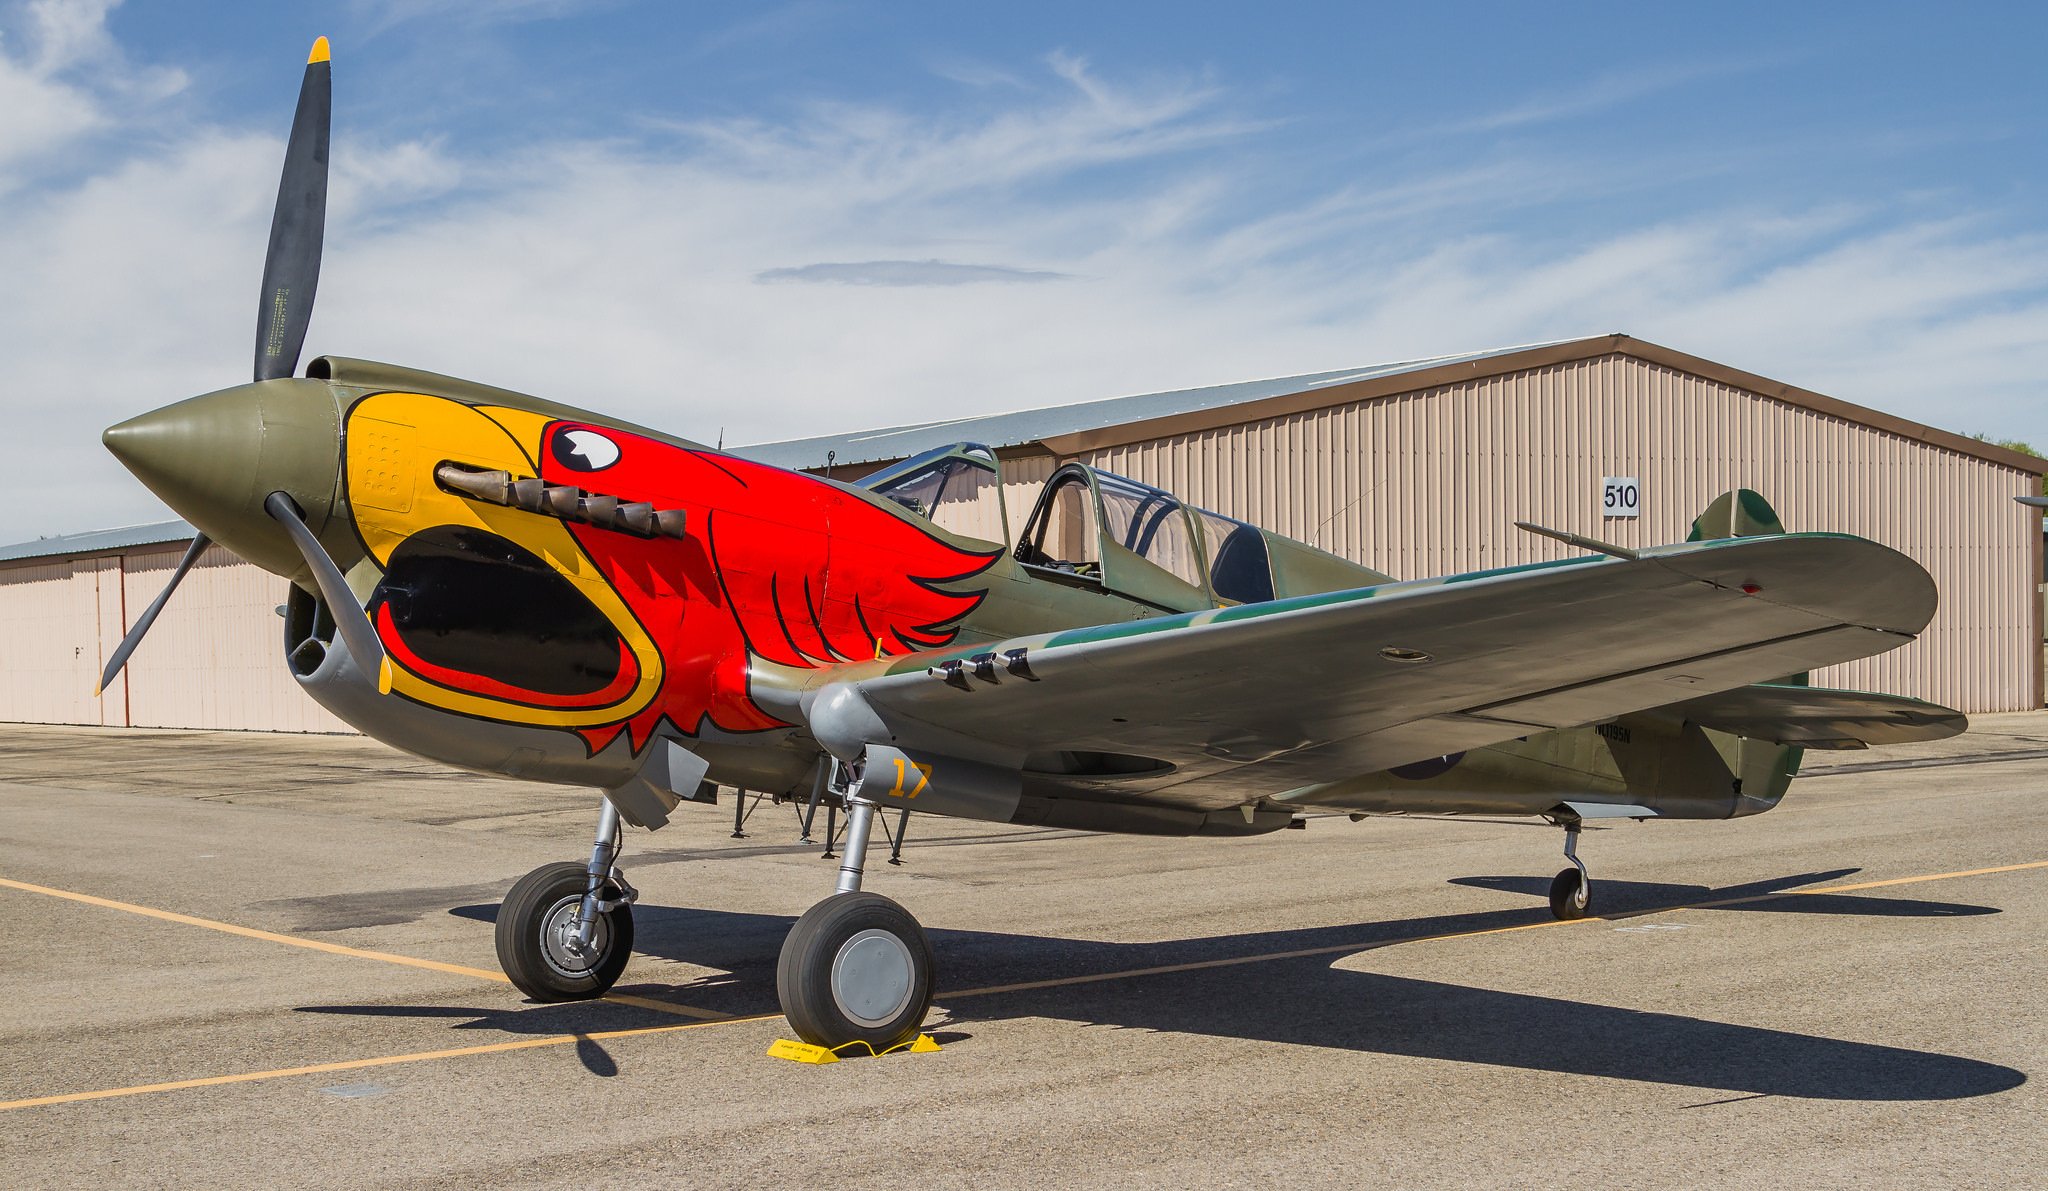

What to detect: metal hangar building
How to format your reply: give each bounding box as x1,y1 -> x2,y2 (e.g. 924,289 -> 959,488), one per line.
3,333 -> 2040,732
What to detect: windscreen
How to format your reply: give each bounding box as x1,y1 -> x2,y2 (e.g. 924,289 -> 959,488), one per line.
866,451 -> 1003,543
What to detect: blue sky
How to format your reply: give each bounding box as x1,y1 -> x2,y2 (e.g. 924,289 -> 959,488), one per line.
2,0 -> 2044,541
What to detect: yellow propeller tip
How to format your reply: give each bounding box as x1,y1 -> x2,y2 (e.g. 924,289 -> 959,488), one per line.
308,36 -> 331,64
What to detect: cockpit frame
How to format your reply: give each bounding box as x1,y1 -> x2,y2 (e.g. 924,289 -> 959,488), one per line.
856,442 -> 1010,548
862,443 -> 1289,612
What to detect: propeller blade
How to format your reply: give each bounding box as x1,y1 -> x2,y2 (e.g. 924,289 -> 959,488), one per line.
96,532 -> 212,695
263,490 -> 390,690
253,37 -> 332,382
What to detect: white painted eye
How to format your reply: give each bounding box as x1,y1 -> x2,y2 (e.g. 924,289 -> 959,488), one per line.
553,427 -> 620,472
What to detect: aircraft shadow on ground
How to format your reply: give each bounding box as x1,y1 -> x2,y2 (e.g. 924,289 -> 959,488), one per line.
1448,867 -> 2003,918
314,870 -> 2030,1101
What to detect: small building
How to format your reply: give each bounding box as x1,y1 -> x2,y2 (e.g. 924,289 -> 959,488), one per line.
3,334 -> 2039,731
0,521 -> 351,732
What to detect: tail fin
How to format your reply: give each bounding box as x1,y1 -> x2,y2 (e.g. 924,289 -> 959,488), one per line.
1684,489 -> 1806,803
1687,488 -> 1786,541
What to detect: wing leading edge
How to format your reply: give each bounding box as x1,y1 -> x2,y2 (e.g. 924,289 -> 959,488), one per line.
803,532 -> 1939,814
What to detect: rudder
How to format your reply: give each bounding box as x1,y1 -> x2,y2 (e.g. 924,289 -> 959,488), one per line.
1687,488 -> 1787,541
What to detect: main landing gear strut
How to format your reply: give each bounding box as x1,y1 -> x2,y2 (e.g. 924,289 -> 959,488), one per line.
497,797 -> 640,1001
776,775 -> 935,1050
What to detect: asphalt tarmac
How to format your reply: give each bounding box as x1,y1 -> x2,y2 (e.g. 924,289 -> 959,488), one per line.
1,716 -> 2043,1189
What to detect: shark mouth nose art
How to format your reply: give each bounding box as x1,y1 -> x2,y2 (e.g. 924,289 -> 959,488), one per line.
370,526 -> 638,708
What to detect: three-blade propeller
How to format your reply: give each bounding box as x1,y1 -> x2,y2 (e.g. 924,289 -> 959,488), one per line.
98,38 -> 334,696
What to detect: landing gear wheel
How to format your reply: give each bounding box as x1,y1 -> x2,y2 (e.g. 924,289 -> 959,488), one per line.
1549,866 -> 1591,920
777,891 -> 934,1051
496,861 -> 634,1001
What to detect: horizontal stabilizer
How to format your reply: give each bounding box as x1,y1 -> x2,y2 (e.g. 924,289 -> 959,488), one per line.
1665,684 -> 1966,750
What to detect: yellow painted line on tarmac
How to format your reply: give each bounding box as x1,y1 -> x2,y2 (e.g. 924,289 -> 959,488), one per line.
0,1013 -> 782,1113
0,875 -> 726,1022
1679,859 -> 2048,908
601,992 -> 728,1021
0,875 -> 513,983
6,858 -> 2042,1112
939,858 -> 2048,1001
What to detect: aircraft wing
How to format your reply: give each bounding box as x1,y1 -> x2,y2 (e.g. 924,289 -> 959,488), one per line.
811,532 -> 1939,814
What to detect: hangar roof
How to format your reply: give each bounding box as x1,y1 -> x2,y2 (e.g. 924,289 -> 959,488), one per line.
736,333 -> 2048,476
734,341 -> 1561,471
0,519 -> 195,565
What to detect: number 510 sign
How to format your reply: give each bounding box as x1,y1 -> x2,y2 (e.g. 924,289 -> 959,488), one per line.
1602,476 -> 1640,519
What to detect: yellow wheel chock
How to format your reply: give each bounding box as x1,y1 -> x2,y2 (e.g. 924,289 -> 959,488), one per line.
767,1034 -> 942,1064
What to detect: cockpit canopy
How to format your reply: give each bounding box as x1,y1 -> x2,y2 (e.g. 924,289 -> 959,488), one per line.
860,442 -> 1383,611
1013,464 -> 1275,607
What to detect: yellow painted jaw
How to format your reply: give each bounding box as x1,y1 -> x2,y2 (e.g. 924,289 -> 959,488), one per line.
344,391 -> 664,729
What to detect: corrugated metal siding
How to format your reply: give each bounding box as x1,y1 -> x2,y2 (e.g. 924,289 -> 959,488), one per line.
0,543 -> 353,732
0,557 -> 114,726
120,544 -> 353,732
836,454 -> 1054,547
997,454 -> 1057,543
1082,354 -> 2038,713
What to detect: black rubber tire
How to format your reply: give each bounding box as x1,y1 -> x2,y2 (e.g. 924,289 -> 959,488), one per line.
496,861 -> 634,1001
1549,867 -> 1591,921
776,892 -> 934,1051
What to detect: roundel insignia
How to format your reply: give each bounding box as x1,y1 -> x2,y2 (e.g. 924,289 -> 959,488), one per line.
1389,752 -> 1465,780
551,427 -> 621,472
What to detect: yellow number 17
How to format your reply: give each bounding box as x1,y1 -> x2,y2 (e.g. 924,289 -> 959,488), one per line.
888,757 -> 934,799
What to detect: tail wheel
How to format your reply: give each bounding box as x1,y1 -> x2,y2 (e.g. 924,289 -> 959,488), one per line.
496,861 -> 634,1001
777,891 -> 934,1051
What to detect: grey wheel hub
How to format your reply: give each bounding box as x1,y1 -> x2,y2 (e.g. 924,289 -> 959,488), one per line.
831,928 -> 915,1028
538,893 -> 610,980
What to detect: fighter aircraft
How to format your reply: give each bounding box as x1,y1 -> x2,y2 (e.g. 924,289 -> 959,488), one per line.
98,42 -> 1966,1051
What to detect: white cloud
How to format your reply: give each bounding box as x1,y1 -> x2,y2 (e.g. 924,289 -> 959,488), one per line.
685,1 -> 843,60
0,0 -> 184,188
1449,59 -> 1776,135
756,260 -> 1071,286
1,12 -> 2044,549
0,0 -> 109,178
0,50 -> 98,175
348,0 -> 607,34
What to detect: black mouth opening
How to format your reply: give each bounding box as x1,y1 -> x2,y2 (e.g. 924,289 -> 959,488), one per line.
371,525 -> 626,700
